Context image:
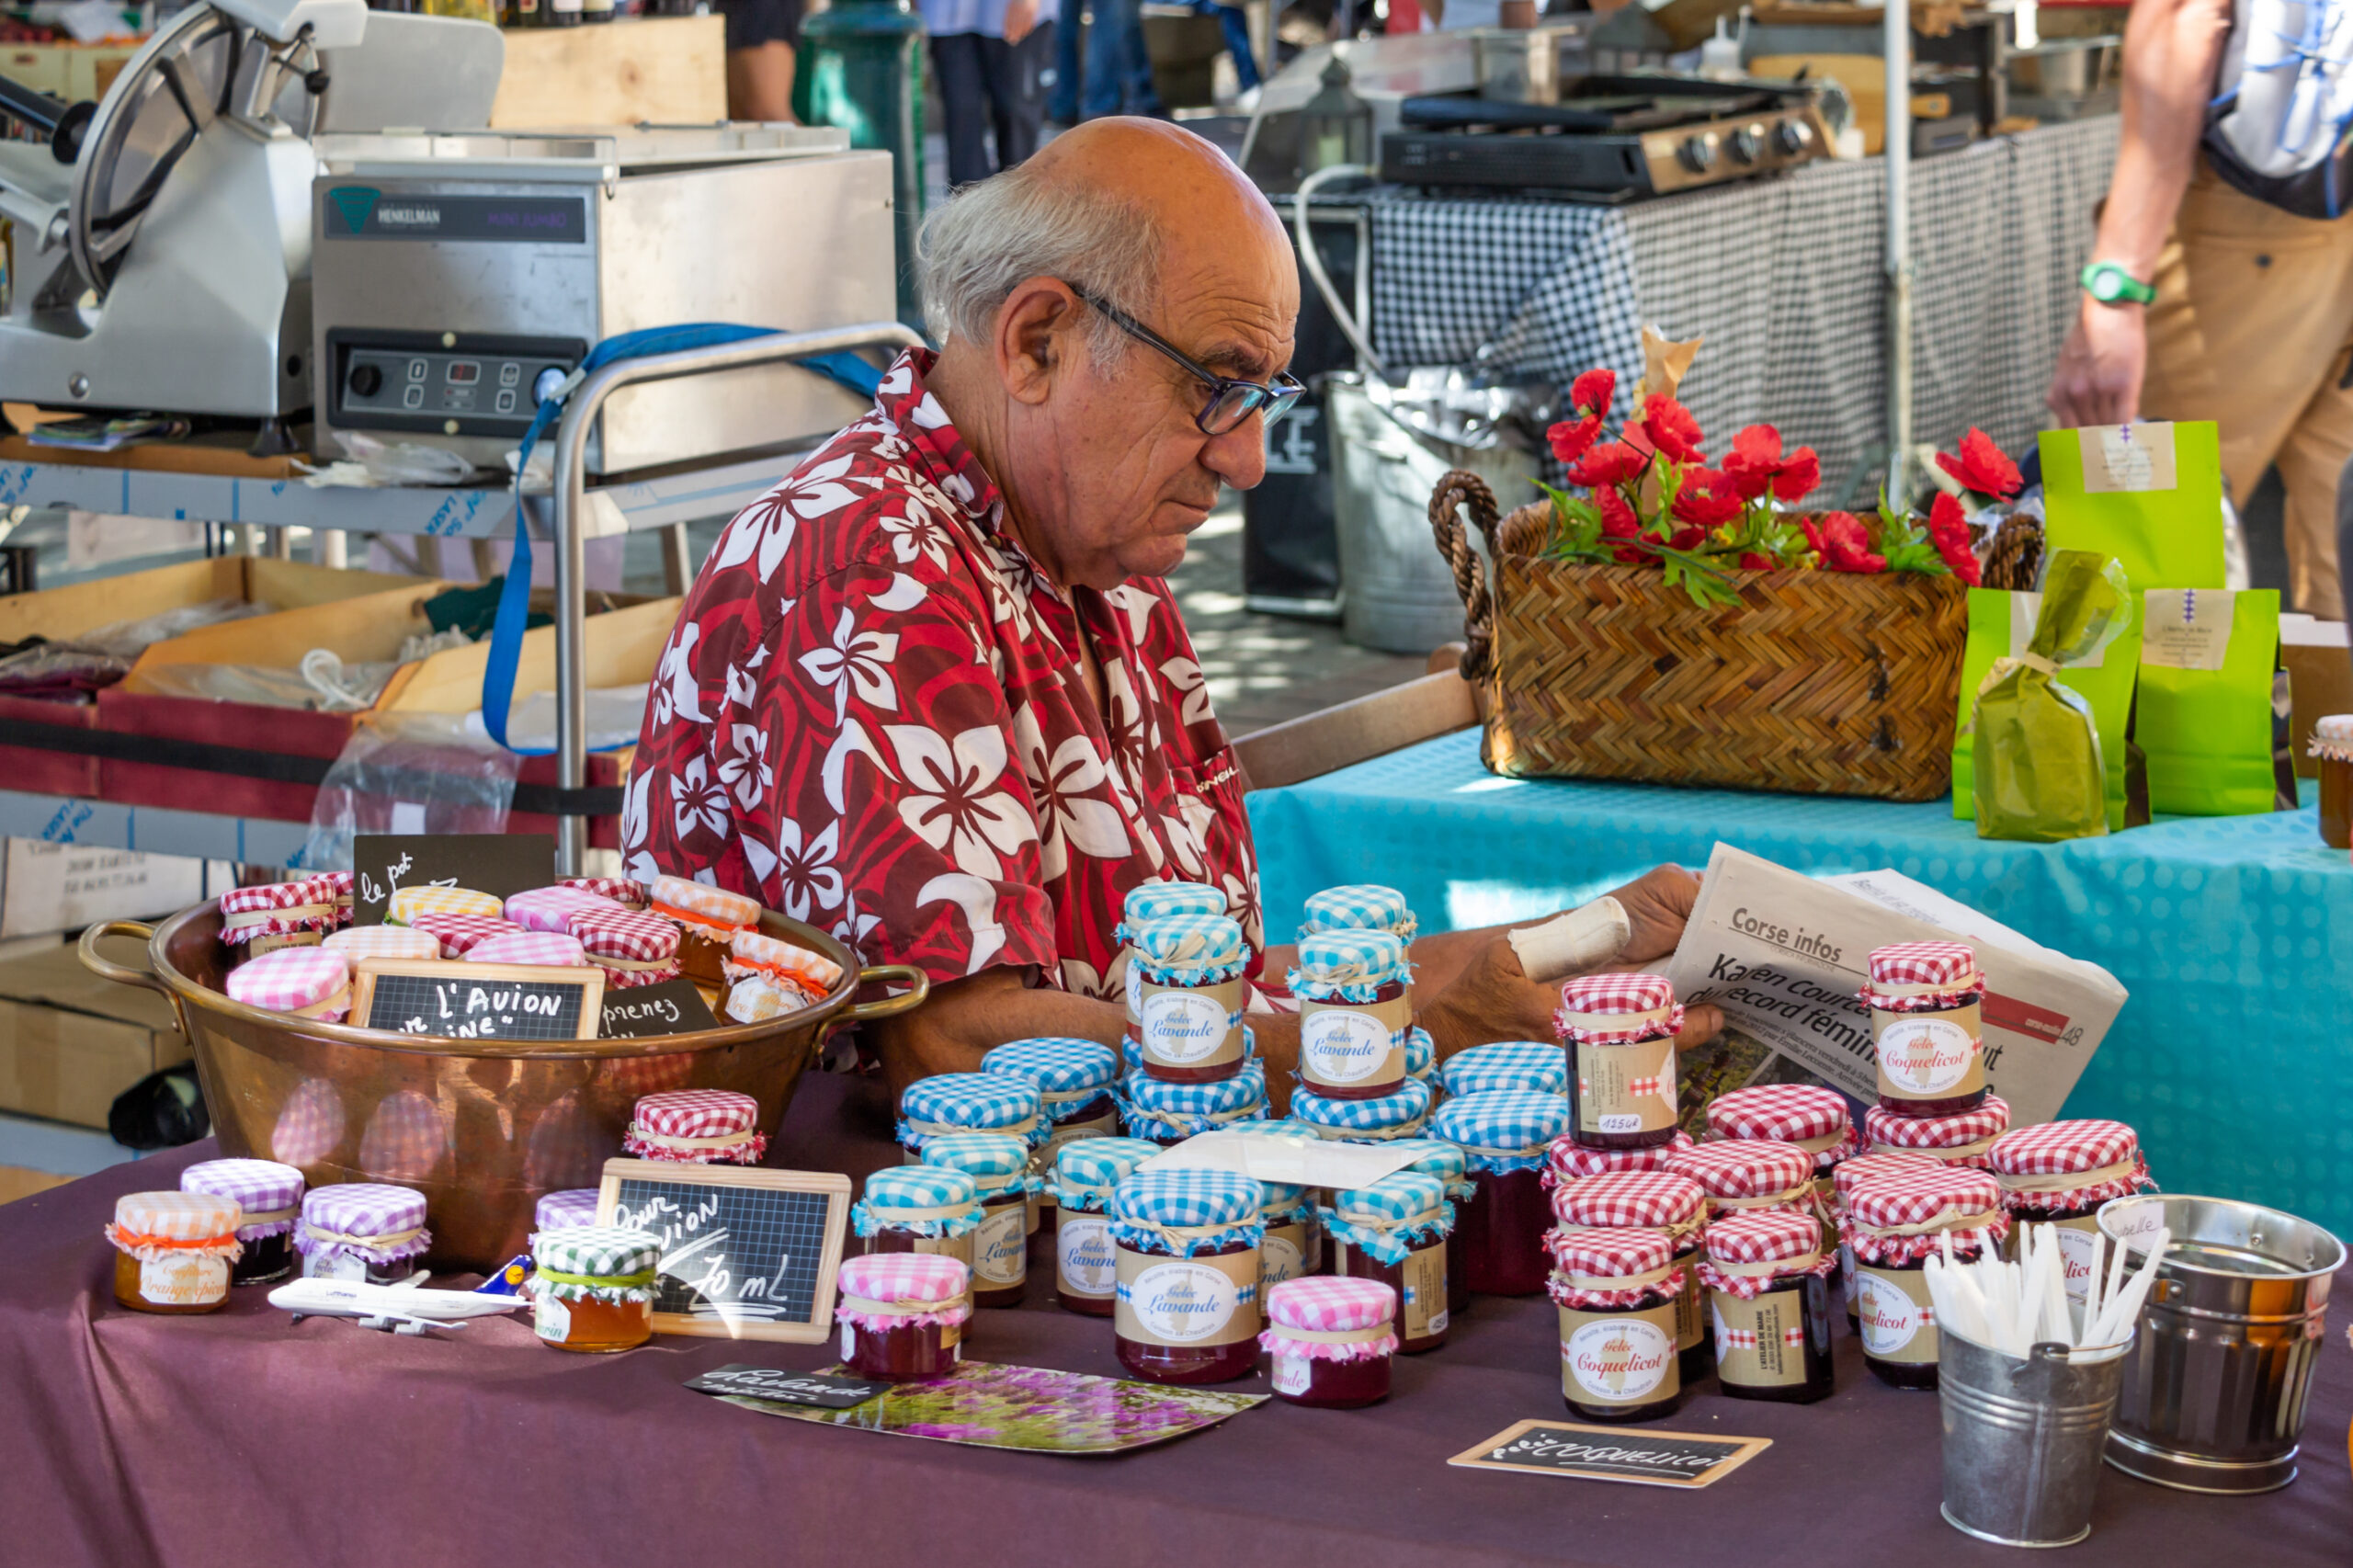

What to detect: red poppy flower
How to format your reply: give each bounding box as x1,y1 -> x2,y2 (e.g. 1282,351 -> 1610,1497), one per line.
1642,395 -> 1706,466
1816,511 -> 1886,574
1722,425 -> 1783,501
1597,486 -> 1646,562
1569,440 -> 1649,490
1570,368 -> 1617,418
1740,551 -> 1777,571
1927,492 -> 1970,547
1770,445 -> 1820,502
1671,468 -> 1744,528
1936,427 -> 2023,499
1549,415 -> 1603,465
1940,540 -> 1983,586
1668,525 -> 1707,550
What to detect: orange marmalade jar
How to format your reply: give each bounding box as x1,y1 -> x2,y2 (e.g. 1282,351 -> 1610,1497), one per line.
531,1225 -> 662,1353
107,1192 -> 242,1313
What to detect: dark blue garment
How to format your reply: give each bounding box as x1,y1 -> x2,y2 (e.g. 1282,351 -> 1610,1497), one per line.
1081,0 -> 1162,118
1192,0 -> 1257,90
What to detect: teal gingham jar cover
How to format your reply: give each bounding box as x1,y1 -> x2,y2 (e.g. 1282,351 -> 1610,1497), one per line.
1439,1040 -> 1569,1097
1116,881 -> 1226,946
1129,913 -> 1248,985
897,1072 -> 1047,1151
1406,1025 -> 1435,1079
1048,1137 -> 1165,1211
1382,1136 -> 1477,1201
531,1224 -> 663,1304
983,1037 -> 1120,1103
1288,928 -> 1411,1003
1117,1062 -> 1268,1139
919,1131 -> 1042,1199
1257,1179 -> 1314,1226
1319,1172 -> 1454,1266
1288,1075 -> 1435,1140
1109,1167 -> 1267,1256
1431,1089 -> 1574,1174
1299,883 -> 1416,941
852,1165 -> 983,1239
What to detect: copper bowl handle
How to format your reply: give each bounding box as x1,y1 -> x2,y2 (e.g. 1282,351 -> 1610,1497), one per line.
844,964 -> 930,1024
78,920 -> 196,1040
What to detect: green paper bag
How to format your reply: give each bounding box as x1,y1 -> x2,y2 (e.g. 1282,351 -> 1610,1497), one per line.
1953,587 -> 2142,831
2039,421 -> 2226,590
1973,551 -> 2136,842
2137,587 -> 2286,815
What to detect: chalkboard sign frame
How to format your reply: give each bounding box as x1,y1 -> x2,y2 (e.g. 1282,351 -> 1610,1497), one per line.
1446,1421 -> 1771,1490
350,959 -> 606,1041
596,1157 -> 852,1345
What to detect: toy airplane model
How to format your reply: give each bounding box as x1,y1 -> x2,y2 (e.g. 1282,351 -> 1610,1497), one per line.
269,1255 -> 533,1335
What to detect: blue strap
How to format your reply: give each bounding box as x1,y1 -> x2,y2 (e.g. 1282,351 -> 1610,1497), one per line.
481,327 -> 884,752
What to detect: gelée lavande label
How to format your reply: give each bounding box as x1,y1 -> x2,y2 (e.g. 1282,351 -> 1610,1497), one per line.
1138,979 -> 1245,1068
973,1205 -> 1026,1287
1299,994 -> 1411,1087
1114,1247 -> 1258,1347
1058,1214 -> 1118,1298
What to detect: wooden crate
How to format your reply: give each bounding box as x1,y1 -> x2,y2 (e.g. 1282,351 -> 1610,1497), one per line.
489,15 -> 724,129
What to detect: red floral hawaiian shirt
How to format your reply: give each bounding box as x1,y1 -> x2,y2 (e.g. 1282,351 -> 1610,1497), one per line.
623,349 -> 1264,1001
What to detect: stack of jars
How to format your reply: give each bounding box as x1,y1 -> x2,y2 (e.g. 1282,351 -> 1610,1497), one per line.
1828,1150 -> 1939,1323
1703,1084 -> 1858,1224
1545,1168 -> 1710,1386
1430,1089 -> 1571,1297
1842,1165 -> 2010,1388
1290,929 -> 1414,1099
1317,1172 -> 1455,1351
1115,881 -> 1229,1040
1107,1167 -> 1266,1384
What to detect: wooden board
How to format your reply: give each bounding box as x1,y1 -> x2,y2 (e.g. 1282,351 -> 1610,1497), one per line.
597,1159 -> 852,1345
0,558 -> 430,648
488,15 -> 724,130
350,958 -> 605,1041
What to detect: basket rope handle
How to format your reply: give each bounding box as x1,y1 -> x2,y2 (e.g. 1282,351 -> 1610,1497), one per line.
1429,469 -> 1501,682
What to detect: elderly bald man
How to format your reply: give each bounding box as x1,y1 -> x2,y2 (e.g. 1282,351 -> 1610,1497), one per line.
625,119 -> 1719,1096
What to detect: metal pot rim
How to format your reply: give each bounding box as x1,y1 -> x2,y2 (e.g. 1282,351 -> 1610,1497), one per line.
2096,1193 -> 2347,1283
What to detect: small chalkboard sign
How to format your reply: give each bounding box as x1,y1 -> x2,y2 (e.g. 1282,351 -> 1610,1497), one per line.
683,1364 -> 886,1410
1448,1422 -> 1770,1490
599,976 -> 721,1040
597,1157 -> 850,1344
350,833 -> 555,926
351,959 -> 604,1040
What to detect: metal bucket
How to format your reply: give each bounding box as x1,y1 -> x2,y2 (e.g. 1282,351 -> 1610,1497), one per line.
1938,1328 -> 2131,1548
79,904 -> 926,1272
2097,1194 -> 2344,1494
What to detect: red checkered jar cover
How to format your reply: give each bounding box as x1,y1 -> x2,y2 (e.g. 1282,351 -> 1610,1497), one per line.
1705,1085 -> 1859,1164
1699,1210 -> 1836,1298
1862,1096 -> 2011,1166
625,1089 -> 767,1165
1544,1130 -> 1693,1188
1664,1140 -> 1814,1210
1543,1224 -> 1684,1310
1986,1119 -> 2151,1210
1859,940 -> 1984,1011
1549,1171 -> 1704,1235
1259,1276 -> 1399,1363
569,907 -> 682,987
1554,973 -> 1683,1045
409,913 -> 522,959
561,876 -> 649,910
1842,1166 -> 2009,1264
1832,1149 -> 1942,1208
217,879 -> 337,944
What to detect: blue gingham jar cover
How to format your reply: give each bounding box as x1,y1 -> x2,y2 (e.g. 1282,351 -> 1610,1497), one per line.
983,1037 -> 1120,1100
853,1165 -> 982,1238
897,1072 -> 1047,1150
919,1131 -> 1041,1199
1117,1062 -> 1268,1137
1432,1089 -> 1574,1172
1289,928 -> 1410,1002
1109,1167 -> 1267,1256
1440,1041 -> 1569,1097
1320,1172 -> 1454,1264
1300,884 -> 1417,941
1288,1075 -> 1434,1139
1129,913 -> 1247,984
1257,1179 -> 1313,1224
1383,1136 -> 1475,1199
1116,881 -> 1227,945
1049,1137 -> 1165,1210
1406,1026 -> 1435,1079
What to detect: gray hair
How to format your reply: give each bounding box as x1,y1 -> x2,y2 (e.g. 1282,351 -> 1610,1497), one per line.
916,163 -> 1163,374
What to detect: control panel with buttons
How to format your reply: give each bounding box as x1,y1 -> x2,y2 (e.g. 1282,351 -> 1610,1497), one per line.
324,330 -> 585,439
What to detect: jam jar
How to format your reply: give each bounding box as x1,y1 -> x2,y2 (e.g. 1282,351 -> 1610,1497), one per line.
853,1165 -> 982,1274
1298,883 -> 1417,945
1048,1137 -> 1161,1315
1405,1026 -> 1436,1087
1862,1096 -> 2011,1172
836,1252 -> 971,1381
1846,1165 -> 2010,1390
1130,914 -> 1251,1083
1440,1040 -> 1569,1099
896,1073 -> 1046,1167
531,1225 -> 661,1353
1557,973 -> 1683,1151
1831,1150 -> 1942,1320
1116,881 -> 1230,1041
1987,1119 -> 2152,1300
1116,1062 -> 1268,1148
919,1132 -> 1038,1308
107,1192 -> 241,1313
1385,1137 -> 1475,1315
1699,1211 -> 1836,1404
1860,940 -> 1989,1116
1109,1167 -> 1266,1384
1550,1168 -> 1711,1388
1290,929 -> 1413,1099
983,1036 -> 1120,1243
180,1158 -> 303,1286
1261,1276 -> 1398,1408
295,1184 -> 431,1286
2313,714 -> 2353,849
1258,1182 -> 1317,1289
1432,1089 -> 1572,1297
1321,1173 -> 1454,1352
624,1087 -> 769,1165
216,877 -> 335,963
1546,1226 -> 1684,1424
1705,1084 -> 1858,1222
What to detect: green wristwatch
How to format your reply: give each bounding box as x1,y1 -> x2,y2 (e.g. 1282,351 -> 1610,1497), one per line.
2081,261 -> 2156,307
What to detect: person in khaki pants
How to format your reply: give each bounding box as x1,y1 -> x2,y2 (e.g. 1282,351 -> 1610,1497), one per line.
2047,0 -> 2353,619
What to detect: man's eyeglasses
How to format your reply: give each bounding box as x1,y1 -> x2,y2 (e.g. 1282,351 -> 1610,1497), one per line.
1067,284 -> 1303,437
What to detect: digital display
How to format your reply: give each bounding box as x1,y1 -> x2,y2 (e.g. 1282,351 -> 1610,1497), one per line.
447,361 -> 481,384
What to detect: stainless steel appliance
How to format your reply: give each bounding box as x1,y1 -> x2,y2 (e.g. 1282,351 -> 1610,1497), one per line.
308,126 -> 895,474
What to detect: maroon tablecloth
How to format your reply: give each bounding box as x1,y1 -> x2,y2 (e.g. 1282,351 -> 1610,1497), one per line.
5,1070 -> 2346,1568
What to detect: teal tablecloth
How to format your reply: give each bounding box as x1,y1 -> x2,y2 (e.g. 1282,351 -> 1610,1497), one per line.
1246,730 -> 2353,1242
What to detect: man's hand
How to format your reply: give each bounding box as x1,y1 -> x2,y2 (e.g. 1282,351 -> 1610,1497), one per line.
1418,920 -> 1722,1060
1003,0 -> 1038,42
2047,297 -> 2148,428
1608,864 -> 1703,965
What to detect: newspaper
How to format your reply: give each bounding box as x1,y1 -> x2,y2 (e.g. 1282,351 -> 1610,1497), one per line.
1659,844 -> 2128,1130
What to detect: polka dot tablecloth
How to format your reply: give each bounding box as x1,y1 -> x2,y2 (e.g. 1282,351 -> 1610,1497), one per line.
1246,728 -> 2353,1240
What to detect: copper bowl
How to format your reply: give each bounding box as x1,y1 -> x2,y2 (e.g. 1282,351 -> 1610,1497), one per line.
79,905 -> 927,1272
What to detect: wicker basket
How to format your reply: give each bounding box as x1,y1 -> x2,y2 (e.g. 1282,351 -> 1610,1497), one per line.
1429,470 -> 1969,802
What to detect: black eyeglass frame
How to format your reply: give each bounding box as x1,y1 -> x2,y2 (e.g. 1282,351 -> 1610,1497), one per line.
1066,283 -> 1304,437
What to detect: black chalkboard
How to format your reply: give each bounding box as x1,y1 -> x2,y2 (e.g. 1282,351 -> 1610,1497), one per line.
350,833 -> 555,926
598,976 -> 721,1039
1448,1422 -> 1770,1490
682,1364 -> 886,1410
352,959 -> 603,1040
598,1158 -> 851,1345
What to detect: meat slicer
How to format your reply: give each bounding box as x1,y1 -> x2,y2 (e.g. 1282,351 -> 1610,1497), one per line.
0,0 -> 502,431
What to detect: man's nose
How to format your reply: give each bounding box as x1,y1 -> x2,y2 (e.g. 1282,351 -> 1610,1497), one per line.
1202,414 -> 1268,490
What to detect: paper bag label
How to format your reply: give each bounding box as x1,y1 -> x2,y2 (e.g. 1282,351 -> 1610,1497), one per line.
1300,994 -> 1411,1087
1558,1303 -> 1679,1405
1058,1214 -> 1117,1298
1139,979 -> 1244,1068
140,1254 -> 228,1307
1263,1223 -> 1308,1289
1711,1288 -> 1810,1388
1574,1036 -> 1678,1135
2079,422 -> 2177,493
1115,1248 -> 1258,1347
973,1205 -> 1026,1287
1858,1266 -> 1938,1363
2142,588 -> 2236,671
1873,1004 -> 1983,1098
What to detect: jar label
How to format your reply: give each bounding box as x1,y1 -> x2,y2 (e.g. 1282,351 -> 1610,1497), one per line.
1711,1287 -> 1812,1388
1121,947 -> 1142,1023
1872,1004 -> 1984,1098
303,1249 -> 370,1283
1858,1266 -> 1939,1364
535,1291 -> 573,1344
1557,1302 -> 1678,1405
1115,1247 -> 1258,1347
1402,1240 -> 1449,1342
1059,1214 -> 1118,1298
912,1230 -> 977,1274
1574,1036 -> 1677,1135
973,1205 -> 1027,1287
1272,1350 -> 1313,1397
139,1254 -> 228,1307
1840,1241 -> 1858,1309
1138,979 -> 1245,1068
1676,1257 -> 1705,1352
2010,1212 -> 2104,1305
1263,1224 -> 1307,1289
1299,995 -> 1411,1088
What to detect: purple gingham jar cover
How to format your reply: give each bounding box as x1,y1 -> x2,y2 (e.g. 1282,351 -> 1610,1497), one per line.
180,1158 -> 305,1241
296,1183 -> 431,1267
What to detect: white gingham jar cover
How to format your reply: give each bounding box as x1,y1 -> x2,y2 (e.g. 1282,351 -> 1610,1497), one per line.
1987,1119 -> 2152,1210
532,1188 -> 602,1233
984,1037 -> 1120,1102
727,929 -> 845,994
649,875 -> 760,937
1665,1140 -> 1814,1204
225,947 -> 351,1020
1117,880 -> 1226,944
837,1252 -> 972,1331
296,1183 -> 430,1266
1300,883 -> 1416,940
181,1158 -> 304,1240
561,875 -> 649,910
854,1165 -> 982,1239
409,912 -> 522,958
506,885 -> 621,934
1129,913 -> 1247,983
626,1088 -> 767,1164
1260,1276 -> 1399,1364
386,885 -> 503,926
1440,1041 -> 1568,1097
1555,972 -> 1683,1045
1550,1170 -> 1704,1231
919,1131 -> 1039,1199
1545,1130 -> 1693,1187
464,930 -> 588,968
323,926 -> 441,963
108,1191 -> 243,1263
898,1073 -> 1046,1150
1863,1096 -> 2011,1163
1287,1075 -> 1434,1138
1833,1149 -> 1943,1207
1860,940 -> 1984,1010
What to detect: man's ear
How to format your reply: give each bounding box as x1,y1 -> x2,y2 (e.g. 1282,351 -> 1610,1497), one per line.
995,277 -> 1082,408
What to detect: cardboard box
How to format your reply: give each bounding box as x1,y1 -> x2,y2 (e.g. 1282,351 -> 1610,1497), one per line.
0,840 -> 218,939
0,937 -> 189,1131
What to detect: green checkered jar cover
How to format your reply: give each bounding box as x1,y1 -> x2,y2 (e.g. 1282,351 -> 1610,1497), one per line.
532,1225 -> 663,1303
